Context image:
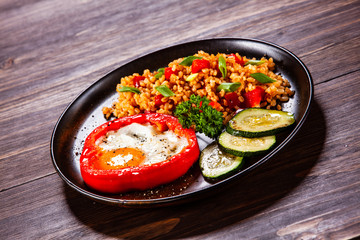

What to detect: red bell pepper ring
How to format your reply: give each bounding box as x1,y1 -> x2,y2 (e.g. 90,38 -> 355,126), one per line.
164,67 -> 178,80
228,53 -> 245,66
80,113 -> 200,193
243,86 -> 265,108
133,76 -> 145,87
224,92 -> 241,109
191,59 -> 210,73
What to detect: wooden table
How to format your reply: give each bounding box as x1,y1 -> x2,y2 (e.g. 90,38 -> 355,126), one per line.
1,0 -> 359,239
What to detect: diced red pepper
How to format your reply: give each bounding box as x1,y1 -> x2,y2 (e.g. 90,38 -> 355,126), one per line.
192,59 -> 210,73
243,86 -> 265,108
164,67 -> 178,80
80,113 -> 200,193
224,92 -> 241,109
155,95 -> 165,107
209,101 -> 222,111
133,76 -> 145,87
228,53 -> 245,66
198,100 -> 221,112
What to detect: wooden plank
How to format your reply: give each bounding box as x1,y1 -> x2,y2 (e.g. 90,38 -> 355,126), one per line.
0,0 -> 359,239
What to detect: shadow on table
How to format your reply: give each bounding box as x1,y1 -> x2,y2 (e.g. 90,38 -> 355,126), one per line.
64,100 -> 326,240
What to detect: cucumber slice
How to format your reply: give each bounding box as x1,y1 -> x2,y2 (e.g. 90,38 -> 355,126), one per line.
227,108 -> 295,138
199,142 -> 244,179
218,131 -> 276,157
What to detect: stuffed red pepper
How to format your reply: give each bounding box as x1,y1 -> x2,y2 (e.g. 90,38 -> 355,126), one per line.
80,113 -> 200,194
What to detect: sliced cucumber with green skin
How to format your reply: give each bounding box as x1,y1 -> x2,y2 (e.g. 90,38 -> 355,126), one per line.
227,108 -> 295,138
218,131 -> 276,157
200,142 -> 244,179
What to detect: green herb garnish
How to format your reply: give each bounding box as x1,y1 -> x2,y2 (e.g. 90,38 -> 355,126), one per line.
218,56 -> 227,79
244,60 -> 266,66
174,95 -> 224,139
179,56 -> 203,66
250,73 -> 276,83
117,85 -> 141,94
155,68 -> 165,79
155,85 -> 175,97
216,82 -> 241,92
186,73 -> 198,81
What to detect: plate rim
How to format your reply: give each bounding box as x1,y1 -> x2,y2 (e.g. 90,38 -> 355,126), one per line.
50,37 -> 314,207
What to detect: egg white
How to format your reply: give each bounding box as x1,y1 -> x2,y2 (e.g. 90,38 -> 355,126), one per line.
96,123 -> 188,166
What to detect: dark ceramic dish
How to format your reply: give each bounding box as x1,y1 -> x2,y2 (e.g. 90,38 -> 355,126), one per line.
51,38 -> 313,207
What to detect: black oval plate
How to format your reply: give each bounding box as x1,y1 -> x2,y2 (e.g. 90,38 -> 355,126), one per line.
51,38 -> 313,207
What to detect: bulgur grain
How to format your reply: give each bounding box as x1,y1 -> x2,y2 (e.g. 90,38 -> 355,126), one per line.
102,51 -> 293,123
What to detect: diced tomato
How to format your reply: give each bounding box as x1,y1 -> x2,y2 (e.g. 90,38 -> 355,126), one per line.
192,59 -> 210,73
243,86 -> 265,108
209,101 -> 221,111
224,92 -> 241,109
228,53 -> 245,66
164,67 -> 178,80
133,76 -> 145,87
155,95 -> 165,107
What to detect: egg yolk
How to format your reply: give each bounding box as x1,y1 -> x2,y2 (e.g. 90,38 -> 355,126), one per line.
93,147 -> 146,170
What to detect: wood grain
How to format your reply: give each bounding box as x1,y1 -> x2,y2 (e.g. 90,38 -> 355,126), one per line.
1,0 -> 359,239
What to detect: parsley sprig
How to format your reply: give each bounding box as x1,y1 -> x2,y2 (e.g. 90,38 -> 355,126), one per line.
174,95 -> 224,139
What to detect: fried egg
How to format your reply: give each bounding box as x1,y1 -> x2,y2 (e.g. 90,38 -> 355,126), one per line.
94,123 -> 188,169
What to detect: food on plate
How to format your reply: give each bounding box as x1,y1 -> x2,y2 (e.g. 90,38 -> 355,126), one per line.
199,142 -> 244,180
80,113 -> 199,194
174,94 -> 224,139
102,51 -> 294,124
81,51 -> 296,193
226,108 -> 295,138
218,131 -> 277,157
201,107 -> 295,178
